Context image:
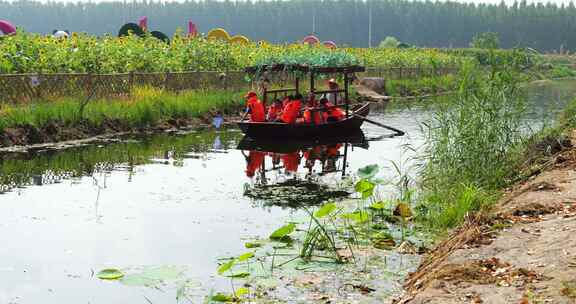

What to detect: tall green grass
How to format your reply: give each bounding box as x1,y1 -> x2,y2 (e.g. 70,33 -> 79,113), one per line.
417,61 -> 528,230
386,74 -> 459,96
0,87 -> 244,132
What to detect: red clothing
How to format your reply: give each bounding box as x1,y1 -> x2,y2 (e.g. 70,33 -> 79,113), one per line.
326,144 -> 342,157
245,151 -> 265,177
267,103 -> 283,121
247,97 -> 265,122
280,100 -> 302,124
323,106 -> 346,122
282,152 -> 300,173
303,108 -> 324,125
304,146 -> 323,161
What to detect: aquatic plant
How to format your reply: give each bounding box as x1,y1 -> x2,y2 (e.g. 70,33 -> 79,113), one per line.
417,58 -> 529,230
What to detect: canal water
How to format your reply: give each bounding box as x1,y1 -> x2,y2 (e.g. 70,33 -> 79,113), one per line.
0,80 -> 575,303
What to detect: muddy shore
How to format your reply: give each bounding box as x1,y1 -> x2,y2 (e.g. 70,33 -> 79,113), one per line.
395,133 -> 576,304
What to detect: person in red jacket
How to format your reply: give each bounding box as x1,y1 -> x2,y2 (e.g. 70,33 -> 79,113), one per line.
267,99 -> 283,121
280,94 -> 302,124
303,96 -> 324,125
319,97 -> 345,122
244,92 -> 266,122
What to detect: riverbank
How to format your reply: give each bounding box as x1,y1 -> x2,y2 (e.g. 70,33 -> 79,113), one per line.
392,76 -> 576,303
397,131 -> 576,304
0,87 -> 244,148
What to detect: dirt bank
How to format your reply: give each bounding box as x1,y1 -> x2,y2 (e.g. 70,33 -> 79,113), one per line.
0,112 -> 240,153
396,136 -> 576,303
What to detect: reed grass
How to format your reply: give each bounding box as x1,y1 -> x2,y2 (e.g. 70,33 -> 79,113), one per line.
0,86 -> 244,132
417,61 -> 529,230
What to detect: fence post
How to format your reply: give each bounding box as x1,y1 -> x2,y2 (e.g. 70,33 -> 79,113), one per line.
128,71 -> 134,96
164,71 -> 170,91
87,73 -> 93,97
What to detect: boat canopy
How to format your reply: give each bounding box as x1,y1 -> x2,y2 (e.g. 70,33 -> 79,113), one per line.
244,64 -> 365,75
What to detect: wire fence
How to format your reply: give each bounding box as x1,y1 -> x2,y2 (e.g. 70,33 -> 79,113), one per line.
0,66 -> 459,104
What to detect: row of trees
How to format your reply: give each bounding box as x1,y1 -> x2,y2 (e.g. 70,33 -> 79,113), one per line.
1,0 -> 575,51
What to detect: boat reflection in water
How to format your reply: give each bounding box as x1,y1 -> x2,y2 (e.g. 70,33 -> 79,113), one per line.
237,131 -> 368,209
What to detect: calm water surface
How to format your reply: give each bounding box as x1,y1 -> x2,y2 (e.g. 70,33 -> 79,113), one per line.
0,80 -> 575,303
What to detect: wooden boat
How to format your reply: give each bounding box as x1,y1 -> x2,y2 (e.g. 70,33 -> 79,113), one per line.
237,64 -> 371,139
238,103 -> 370,139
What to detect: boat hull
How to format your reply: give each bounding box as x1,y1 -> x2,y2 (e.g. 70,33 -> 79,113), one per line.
237,130 -> 368,154
237,103 -> 370,139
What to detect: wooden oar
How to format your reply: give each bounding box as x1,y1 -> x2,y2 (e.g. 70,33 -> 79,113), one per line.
352,113 -> 405,136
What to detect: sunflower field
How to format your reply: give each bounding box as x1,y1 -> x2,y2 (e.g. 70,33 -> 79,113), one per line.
0,31 -> 468,74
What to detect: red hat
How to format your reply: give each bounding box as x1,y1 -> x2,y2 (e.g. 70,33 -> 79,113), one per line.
244,91 -> 257,98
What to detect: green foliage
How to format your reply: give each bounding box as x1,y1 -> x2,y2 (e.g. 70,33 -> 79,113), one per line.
357,164 -> 379,179
237,252 -> 255,262
0,87 -> 243,133
314,202 -> 337,218
422,61 -> 526,190
2,0 -> 576,51
379,36 -> 400,49
211,293 -> 234,302
217,260 -> 235,275
341,210 -> 370,223
470,32 -> 500,49
443,48 -> 536,68
418,184 -> 494,229
253,48 -> 359,67
559,98 -> 576,128
0,32 -> 465,74
269,223 -> 296,240
418,58 -> 528,230
355,179 -> 375,199
96,268 -> 124,280
244,242 -> 262,249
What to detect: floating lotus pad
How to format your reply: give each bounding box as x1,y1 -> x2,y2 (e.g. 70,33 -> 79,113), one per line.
97,268 -> 124,280
207,28 -> 230,41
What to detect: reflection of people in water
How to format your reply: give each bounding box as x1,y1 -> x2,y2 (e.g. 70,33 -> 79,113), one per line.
282,151 -> 301,174
241,143 -> 346,178
243,150 -> 265,177
323,143 -> 342,173
304,146 -> 323,173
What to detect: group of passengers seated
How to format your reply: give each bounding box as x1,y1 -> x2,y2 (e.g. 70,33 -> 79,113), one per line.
243,79 -> 346,125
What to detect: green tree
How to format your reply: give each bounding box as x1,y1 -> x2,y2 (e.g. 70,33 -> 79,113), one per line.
379,36 -> 400,48
470,32 -> 500,49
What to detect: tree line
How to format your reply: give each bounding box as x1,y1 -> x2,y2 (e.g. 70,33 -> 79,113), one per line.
1,0 -> 575,51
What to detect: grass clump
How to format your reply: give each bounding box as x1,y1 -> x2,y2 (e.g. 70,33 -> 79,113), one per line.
0,87 -> 244,133
417,61 -> 529,231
